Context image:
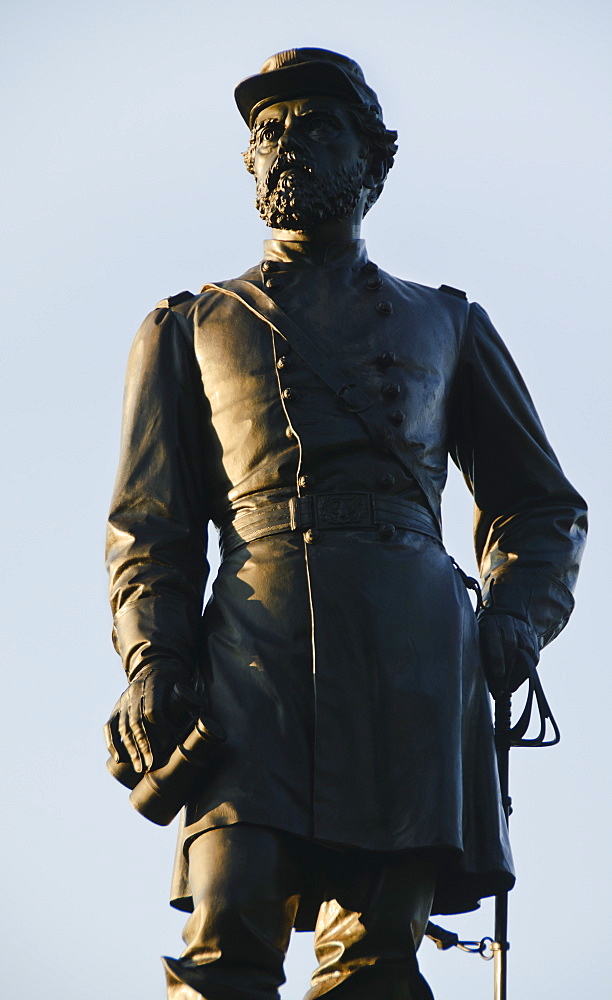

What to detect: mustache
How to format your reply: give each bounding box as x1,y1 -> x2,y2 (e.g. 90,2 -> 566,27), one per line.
264,151 -> 315,194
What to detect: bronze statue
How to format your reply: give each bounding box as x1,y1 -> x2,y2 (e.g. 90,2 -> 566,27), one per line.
104,49 -> 587,1000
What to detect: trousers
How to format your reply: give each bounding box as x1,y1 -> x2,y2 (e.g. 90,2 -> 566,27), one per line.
163,824 -> 436,1000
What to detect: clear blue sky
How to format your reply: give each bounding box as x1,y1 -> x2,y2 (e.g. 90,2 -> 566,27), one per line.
1,1 -> 610,997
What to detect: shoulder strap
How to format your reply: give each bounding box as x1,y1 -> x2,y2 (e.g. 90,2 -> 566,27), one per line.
156,290 -> 195,309
202,279 -> 442,531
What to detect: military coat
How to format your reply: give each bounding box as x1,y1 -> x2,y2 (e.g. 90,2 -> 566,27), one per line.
106,239 -> 586,923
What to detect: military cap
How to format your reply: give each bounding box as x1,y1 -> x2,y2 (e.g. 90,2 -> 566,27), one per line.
235,48 -> 383,129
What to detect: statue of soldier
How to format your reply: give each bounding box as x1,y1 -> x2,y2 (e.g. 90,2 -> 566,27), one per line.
104,48 -> 587,1000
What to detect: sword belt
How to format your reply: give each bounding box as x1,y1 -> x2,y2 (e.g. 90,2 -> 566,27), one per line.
220,492 -> 441,557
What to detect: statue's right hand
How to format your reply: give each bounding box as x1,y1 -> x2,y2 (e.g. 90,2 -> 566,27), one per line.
104,665 -> 194,774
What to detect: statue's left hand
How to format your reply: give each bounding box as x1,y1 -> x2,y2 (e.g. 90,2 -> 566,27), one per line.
477,612 -> 540,699
104,665 -> 195,774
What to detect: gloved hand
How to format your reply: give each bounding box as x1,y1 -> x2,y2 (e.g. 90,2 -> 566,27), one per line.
104,664 -> 198,774
477,612 -> 540,699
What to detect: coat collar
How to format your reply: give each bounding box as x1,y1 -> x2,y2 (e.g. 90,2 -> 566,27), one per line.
262,238 -> 368,268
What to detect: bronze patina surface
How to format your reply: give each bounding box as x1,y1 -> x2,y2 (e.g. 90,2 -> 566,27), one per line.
104,48 -> 587,1000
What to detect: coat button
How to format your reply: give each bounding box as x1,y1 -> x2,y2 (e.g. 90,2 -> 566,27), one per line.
266,276 -> 282,289
262,260 -> 278,272
367,275 -> 383,290
388,410 -> 405,426
276,355 -> 289,369
377,351 -> 396,368
379,523 -> 396,539
304,529 -> 319,544
382,382 -> 401,399
378,473 -> 396,490
376,300 -> 393,316
362,261 -> 379,274
282,387 -> 296,400
298,475 -> 313,489
285,425 -> 295,439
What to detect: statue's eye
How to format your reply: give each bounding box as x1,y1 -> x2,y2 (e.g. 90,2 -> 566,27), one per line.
303,115 -> 341,139
258,123 -> 282,144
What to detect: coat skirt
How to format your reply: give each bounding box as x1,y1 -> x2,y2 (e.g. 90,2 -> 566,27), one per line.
171,523 -> 513,922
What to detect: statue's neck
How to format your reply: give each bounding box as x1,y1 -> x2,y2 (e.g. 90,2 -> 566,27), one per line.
267,216 -> 362,245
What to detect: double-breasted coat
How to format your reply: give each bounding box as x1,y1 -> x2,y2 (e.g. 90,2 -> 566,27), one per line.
106,239 -> 586,924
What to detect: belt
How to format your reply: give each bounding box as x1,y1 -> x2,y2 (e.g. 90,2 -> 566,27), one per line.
219,493 -> 441,557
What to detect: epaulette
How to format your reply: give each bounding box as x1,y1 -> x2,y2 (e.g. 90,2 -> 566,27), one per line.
155,290 -> 195,309
438,284 -> 468,300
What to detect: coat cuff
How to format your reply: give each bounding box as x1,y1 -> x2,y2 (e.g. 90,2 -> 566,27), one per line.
112,596 -> 201,681
481,572 -> 575,649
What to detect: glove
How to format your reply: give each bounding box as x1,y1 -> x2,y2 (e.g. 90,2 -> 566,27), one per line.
477,612 -> 540,699
104,664 -> 198,774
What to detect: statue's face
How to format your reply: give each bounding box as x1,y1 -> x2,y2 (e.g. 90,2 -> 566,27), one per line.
251,95 -> 368,231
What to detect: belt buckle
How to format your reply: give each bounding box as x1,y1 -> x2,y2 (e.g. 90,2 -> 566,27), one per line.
313,493 -> 373,529
289,496 -> 300,530
289,495 -> 316,530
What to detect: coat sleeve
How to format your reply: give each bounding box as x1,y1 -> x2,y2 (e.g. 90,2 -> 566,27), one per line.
106,305 -> 210,681
449,301 -> 587,648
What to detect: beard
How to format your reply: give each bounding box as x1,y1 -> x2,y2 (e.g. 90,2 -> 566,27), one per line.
255,151 -> 366,231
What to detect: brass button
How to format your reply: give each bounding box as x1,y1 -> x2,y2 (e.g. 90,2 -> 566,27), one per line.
379,523 -> 396,539
298,475 -> 313,489
266,276 -> 281,289
378,473 -> 396,490
262,260 -> 278,272
376,300 -> 393,316
367,275 -> 383,290
377,351 -> 396,368
388,410 -> 405,426
285,425 -> 295,439
382,382 -> 401,399
276,355 -> 289,369
362,261 -> 379,274
282,387 -> 296,401
304,529 -> 319,544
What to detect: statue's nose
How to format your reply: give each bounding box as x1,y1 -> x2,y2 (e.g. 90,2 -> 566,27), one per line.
278,125 -> 302,152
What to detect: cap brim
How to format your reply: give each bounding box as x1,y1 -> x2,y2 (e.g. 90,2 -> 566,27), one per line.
235,61 -> 371,127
